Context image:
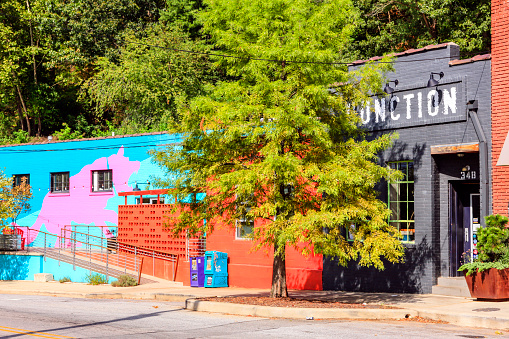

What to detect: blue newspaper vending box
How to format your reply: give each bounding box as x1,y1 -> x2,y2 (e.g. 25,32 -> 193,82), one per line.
204,251 -> 228,288
190,256 -> 205,287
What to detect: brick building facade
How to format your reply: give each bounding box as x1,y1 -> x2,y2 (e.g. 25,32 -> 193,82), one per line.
491,0 -> 509,215
324,43 -> 492,293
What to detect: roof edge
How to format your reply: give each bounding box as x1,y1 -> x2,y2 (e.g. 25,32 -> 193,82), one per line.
349,42 -> 459,66
449,53 -> 491,66
0,131 -> 170,149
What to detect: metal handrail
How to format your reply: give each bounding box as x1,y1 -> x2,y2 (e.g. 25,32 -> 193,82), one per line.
26,228 -> 179,282
186,237 -> 207,261
63,229 -> 179,261
64,229 -> 180,280
62,224 -> 118,238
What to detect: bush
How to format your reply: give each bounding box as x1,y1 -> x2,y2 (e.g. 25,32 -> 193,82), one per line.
53,123 -> 83,141
111,274 -> 138,287
459,214 -> 509,275
85,273 -> 109,285
478,214 -> 509,262
12,130 -> 29,144
59,276 -> 72,283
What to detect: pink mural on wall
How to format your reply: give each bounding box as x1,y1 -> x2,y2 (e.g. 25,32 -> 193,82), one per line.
28,147 -> 140,244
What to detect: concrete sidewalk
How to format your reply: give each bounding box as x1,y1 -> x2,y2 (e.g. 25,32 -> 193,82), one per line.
0,280 -> 508,331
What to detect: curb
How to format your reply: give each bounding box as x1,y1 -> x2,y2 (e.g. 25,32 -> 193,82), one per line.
0,290 -> 196,302
416,310 -> 509,331
185,299 -> 418,320
185,300 -> 509,330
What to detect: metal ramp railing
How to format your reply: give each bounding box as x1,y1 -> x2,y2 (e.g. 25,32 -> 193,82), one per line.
186,234 -> 207,261
24,228 -> 179,284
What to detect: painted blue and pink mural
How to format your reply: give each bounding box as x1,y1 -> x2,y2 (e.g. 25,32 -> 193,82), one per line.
0,132 -> 180,244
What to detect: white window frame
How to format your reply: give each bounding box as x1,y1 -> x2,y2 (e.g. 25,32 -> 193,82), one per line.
92,170 -> 113,192
135,197 -> 166,204
50,172 -> 70,193
235,218 -> 254,240
235,193 -> 254,240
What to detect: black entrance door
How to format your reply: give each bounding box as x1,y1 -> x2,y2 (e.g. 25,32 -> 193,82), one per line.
449,182 -> 480,277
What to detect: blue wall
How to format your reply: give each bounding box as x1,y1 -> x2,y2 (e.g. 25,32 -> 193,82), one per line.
0,254 -> 113,283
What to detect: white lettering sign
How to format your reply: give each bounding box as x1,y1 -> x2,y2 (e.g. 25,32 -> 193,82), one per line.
360,84 -> 464,130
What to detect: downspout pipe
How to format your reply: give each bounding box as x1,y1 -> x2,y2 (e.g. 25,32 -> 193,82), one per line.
467,100 -> 489,226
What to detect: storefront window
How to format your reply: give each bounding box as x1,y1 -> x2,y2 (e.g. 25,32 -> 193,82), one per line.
235,193 -> 254,239
388,161 -> 415,243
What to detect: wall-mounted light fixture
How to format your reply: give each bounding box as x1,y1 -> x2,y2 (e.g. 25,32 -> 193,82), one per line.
384,79 -> 399,94
132,181 -> 150,191
427,72 -> 444,87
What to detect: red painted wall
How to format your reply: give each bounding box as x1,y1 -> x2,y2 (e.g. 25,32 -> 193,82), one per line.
492,0 -> 509,215
206,226 -> 322,290
117,202 -> 323,290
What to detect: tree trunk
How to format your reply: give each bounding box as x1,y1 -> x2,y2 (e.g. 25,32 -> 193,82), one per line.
16,85 -> 31,136
16,99 -> 25,131
270,241 -> 288,298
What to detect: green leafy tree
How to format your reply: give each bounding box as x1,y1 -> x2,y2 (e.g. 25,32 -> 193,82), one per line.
43,0 -> 165,66
86,24 -> 214,130
350,0 -> 490,59
0,0 -> 42,137
0,0 -> 170,143
160,0 -> 204,40
152,0 -> 404,298
0,172 -> 32,229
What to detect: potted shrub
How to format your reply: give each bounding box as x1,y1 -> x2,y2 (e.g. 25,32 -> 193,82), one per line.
458,214 -> 509,300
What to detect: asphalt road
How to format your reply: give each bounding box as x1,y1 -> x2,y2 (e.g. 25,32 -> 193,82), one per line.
0,294 -> 504,338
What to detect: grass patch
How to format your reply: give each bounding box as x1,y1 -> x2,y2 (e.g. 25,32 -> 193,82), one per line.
111,274 -> 138,287
85,273 -> 108,285
59,276 -> 71,283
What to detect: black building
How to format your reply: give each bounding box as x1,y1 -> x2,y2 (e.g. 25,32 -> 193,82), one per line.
324,43 -> 492,293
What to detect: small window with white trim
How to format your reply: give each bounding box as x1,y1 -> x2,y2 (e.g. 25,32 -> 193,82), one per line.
236,218 -> 254,239
92,170 -> 113,192
51,172 -> 70,193
235,194 -> 254,239
135,197 -> 166,204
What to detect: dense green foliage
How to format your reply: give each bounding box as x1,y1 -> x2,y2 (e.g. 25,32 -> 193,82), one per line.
86,25 -> 214,130
151,0 -> 404,297
160,0 -> 204,39
350,0 -> 490,59
0,0 -> 189,143
0,0 -> 491,144
459,215 -> 509,276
